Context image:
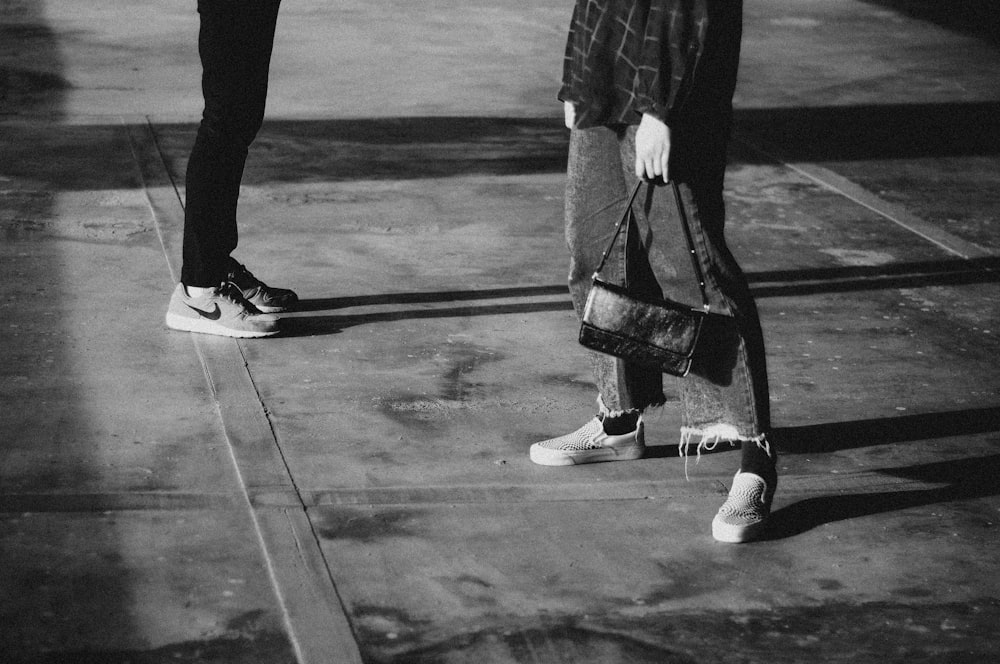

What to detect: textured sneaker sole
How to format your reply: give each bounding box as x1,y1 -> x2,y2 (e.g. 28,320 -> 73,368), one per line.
712,516 -> 767,544
529,441 -> 645,466
166,312 -> 279,338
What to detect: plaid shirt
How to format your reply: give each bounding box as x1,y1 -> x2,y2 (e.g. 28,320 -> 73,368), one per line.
559,0 -> 741,129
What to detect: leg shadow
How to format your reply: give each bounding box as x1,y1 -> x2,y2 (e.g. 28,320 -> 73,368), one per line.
280,299 -> 575,337
279,286 -> 573,337
764,453 -> 1000,540
772,407 -> 1000,454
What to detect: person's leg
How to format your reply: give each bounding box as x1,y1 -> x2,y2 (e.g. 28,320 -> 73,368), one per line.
181,0 -> 281,288
530,125 -> 664,466
167,1 -> 288,337
674,178 -> 774,480
619,124 -> 775,541
681,175 -> 776,542
565,125 -> 668,416
617,127 -> 770,443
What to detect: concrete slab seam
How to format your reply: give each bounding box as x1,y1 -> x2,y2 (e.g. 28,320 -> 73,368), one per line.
0,473 -> 955,514
191,336 -> 364,664
123,117 -> 365,664
122,115 -> 183,283
734,135 -> 995,261
242,472 -> 955,508
0,492 -> 239,514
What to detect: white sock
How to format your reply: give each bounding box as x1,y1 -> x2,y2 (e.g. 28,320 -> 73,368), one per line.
184,285 -> 215,298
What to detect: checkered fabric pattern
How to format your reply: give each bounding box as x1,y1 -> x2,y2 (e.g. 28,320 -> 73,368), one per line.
558,0 -> 723,129
534,418 -> 606,452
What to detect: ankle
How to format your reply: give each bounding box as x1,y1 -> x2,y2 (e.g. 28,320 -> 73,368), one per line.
740,435 -> 777,485
601,410 -> 640,435
184,284 -> 215,298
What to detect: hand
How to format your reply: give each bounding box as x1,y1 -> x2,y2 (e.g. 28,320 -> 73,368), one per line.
563,101 -> 576,129
634,113 -> 671,182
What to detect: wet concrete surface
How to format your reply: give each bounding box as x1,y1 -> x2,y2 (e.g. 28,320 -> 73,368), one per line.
2,1 -> 999,662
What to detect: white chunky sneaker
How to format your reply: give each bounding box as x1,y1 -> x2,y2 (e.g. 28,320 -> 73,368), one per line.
529,416 -> 645,466
165,282 -> 279,338
712,471 -> 775,543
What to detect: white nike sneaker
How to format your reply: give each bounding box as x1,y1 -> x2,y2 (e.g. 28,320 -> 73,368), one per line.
165,282 -> 279,338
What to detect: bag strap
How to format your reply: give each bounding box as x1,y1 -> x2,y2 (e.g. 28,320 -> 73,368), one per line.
592,180 -> 711,314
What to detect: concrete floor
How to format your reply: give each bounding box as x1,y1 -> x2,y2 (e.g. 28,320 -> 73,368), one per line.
2,1 -> 999,662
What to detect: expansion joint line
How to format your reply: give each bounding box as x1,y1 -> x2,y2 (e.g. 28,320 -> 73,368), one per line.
123,115 -> 364,664
734,135 -> 994,263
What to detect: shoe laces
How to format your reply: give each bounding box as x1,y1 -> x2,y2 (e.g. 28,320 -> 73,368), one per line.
227,260 -> 262,289
216,281 -> 258,311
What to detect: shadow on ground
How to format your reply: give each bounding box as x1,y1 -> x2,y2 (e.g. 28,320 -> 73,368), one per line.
280,256 -> 1000,337
775,407 -> 1000,455
858,0 -> 1000,47
767,453 -> 1000,540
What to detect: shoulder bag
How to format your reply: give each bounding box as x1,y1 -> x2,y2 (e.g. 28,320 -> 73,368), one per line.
579,180 -> 711,377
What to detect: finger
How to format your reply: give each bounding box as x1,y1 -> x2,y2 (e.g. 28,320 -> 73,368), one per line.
652,155 -> 663,177
640,158 -> 654,181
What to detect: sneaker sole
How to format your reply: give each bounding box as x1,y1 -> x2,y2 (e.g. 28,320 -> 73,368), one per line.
712,516 -> 767,544
529,442 -> 645,466
166,313 -> 279,339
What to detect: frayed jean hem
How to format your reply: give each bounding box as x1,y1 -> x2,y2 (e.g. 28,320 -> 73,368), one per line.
678,427 -> 772,480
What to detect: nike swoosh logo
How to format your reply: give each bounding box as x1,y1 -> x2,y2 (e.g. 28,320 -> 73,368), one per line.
186,303 -> 222,320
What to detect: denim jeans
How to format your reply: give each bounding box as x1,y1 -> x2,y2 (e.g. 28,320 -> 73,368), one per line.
181,0 -> 282,287
565,124 -> 770,441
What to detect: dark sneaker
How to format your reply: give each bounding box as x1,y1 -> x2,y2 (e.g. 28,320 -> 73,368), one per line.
226,259 -> 298,313
165,282 -> 279,338
712,471 -> 775,543
529,416 -> 645,466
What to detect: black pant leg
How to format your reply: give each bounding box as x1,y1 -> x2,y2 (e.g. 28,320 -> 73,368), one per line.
181,0 -> 281,287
